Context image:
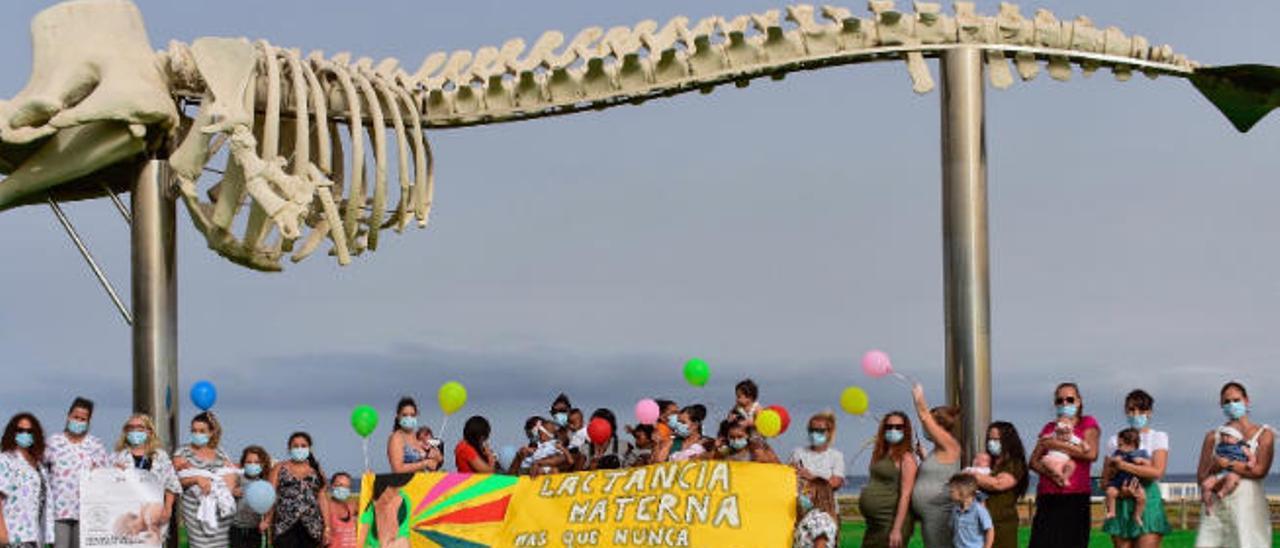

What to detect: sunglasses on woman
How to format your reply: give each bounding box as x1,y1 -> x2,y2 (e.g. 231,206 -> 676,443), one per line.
1054,396 -> 1077,405
884,424 -> 905,431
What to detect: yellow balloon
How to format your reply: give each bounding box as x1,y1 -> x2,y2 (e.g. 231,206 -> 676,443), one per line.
840,386 -> 869,416
756,409 -> 782,438
438,381 -> 468,415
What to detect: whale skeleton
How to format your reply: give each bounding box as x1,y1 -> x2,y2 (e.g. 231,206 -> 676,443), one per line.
0,0 -> 1274,274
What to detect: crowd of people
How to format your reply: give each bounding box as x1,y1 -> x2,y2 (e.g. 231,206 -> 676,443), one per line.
0,379 -> 1272,548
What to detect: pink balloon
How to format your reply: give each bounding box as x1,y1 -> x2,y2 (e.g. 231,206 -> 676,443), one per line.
861,350 -> 894,378
635,399 -> 660,425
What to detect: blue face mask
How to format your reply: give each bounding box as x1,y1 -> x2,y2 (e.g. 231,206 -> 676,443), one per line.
673,421 -> 691,438
399,416 -> 418,431
14,433 -> 34,449
809,432 -> 829,447
884,429 -> 904,444
127,431 -> 149,447
244,463 -> 263,478
729,438 -> 748,451
331,487 -> 351,501
67,420 -> 89,435
667,415 -> 680,429
290,447 -> 311,462
986,439 -> 1002,456
1223,401 -> 1248,420
1127,414 -> 1149,430
798,494 -> 814,513
191,433 -> 211,447
553,412 -> 569,427
1056,405 -> 1078,418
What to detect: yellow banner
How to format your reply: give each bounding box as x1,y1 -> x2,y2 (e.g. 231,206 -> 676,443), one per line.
358,461 -> 797,548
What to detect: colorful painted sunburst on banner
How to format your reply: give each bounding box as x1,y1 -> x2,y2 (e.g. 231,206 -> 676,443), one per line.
359,472 -> 518,548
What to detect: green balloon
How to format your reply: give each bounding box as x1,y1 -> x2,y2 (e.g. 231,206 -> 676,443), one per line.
683,358 -> 710,387
350,405 -> 378,438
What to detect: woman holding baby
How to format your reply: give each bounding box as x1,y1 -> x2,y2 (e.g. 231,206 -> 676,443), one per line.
1195,381 -> 1274,548
964,421 -> 1028,548
1101,389 -> 1170,547
1028,382 -> 1100,548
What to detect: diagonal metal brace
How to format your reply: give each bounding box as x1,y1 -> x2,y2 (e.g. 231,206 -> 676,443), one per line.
46,196 -> 133,326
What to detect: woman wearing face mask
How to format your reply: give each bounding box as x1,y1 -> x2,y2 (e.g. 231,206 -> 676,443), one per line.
324,472 -> 357,548
790,412 -> 844,520
110,414 -> 180,539
230,446 -> 272,548
965,421 -> 1027,548
44,397 -> 108,548
1102,389 -> 1171,547
550,394 -> 573,429
714,421 -> 779,464
908,384 -> 963,548
387,397 -> 434,474
0,413 -> 52,547
1028,382 -> 1100,548
263,432 -> 329,548
1195,381 -> 1274,548
174,412 -> 236,548
858,412 -> 916,548
655,405 -> 708,463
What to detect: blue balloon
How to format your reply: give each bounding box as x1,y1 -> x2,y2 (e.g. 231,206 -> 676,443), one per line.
244,480 -> 275,514
190,381 -> 217,411
499,445 -> 518,466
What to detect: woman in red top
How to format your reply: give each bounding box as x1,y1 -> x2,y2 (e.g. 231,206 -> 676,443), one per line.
1027,382 -> 1100,548
454,416 -> 497,473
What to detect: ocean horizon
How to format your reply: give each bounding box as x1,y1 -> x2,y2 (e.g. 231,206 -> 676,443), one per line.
837,473 -> 1280,495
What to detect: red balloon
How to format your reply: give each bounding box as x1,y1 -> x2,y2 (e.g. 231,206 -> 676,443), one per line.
587,418 -> 612,445
765,405 -> 791,434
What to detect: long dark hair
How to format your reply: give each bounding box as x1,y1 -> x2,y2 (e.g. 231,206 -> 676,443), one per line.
287,432 -> 326,488
462,416 -> 490,455
872,411 -> 913,463
987,421 -> 1029,498
2,413 -> 45,462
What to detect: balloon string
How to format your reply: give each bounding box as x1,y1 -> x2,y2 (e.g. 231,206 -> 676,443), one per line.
362,438 -> 370,473
440,415 -> 450,440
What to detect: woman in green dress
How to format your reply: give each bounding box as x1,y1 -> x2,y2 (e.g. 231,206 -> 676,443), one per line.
858,411 -> 916,548
1102,389 -> 1171,547
969,421 -> 1029,548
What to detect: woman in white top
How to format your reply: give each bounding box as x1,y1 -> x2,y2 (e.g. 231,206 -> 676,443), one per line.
790,411 -> 845,514
110,414 -> 181,544
1101,389 -> 1171,547
1195,381 -> 1274,548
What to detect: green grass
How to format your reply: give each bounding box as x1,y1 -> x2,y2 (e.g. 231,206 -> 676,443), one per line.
836,522 -> 1268,547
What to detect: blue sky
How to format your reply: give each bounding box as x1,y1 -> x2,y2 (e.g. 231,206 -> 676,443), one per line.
1,1 -> 1279,476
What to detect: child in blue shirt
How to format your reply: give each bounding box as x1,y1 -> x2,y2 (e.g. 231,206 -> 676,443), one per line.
949,474 -> 993,548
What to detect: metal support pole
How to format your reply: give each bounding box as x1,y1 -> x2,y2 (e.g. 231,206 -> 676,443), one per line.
131,160 -> 178,452
940,48 -> 992,461
47,197 -> 133,326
